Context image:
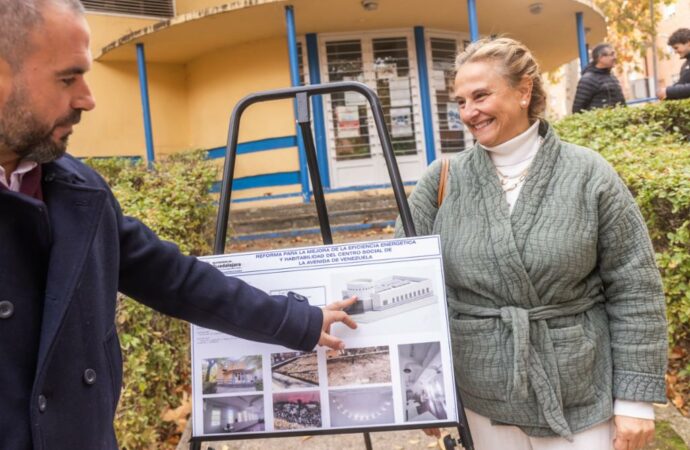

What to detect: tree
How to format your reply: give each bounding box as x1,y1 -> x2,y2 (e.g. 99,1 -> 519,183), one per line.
594,0 -> 674,71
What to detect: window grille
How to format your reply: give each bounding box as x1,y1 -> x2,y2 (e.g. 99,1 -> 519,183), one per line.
81,0 -> 174,18
372,37 -> 417,157
430,38 -> 466,153
325,40 -> 371,161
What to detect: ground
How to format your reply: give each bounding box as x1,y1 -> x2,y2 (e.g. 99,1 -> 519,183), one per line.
175,227 -> 689,450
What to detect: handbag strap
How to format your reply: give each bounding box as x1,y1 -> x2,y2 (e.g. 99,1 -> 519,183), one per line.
437,158 -> 450,207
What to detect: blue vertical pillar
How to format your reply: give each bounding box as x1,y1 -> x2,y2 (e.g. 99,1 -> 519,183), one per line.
467,0 -> 479,42
136,43 -> 155,164
414,27 -> 437,165
576,12 -> 588,72
285,5 -> 311,202
306,33 -> 330,188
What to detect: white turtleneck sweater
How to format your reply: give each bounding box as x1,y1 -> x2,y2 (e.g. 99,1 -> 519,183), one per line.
481,120 -> 654,421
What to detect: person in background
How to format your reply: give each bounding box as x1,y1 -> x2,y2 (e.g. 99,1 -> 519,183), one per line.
572,43 -> 626,113
0,1 -> 356,449
657,28 -> 690,100
397,37 -> 667,450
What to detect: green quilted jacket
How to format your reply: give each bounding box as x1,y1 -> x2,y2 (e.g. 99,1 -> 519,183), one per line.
395,122 -> 667,439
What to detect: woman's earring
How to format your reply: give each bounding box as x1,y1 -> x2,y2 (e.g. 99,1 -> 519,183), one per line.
521,100 -> 528,108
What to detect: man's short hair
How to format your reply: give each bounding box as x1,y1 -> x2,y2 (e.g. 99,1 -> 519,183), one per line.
668,28 -> 690,47
0,0 -> 84,70
591,43 -> 613,64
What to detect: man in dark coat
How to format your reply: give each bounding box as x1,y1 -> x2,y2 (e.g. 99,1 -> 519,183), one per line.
572,43 -> 627,113
658,28 -> 690,101
0,1 -> 356,449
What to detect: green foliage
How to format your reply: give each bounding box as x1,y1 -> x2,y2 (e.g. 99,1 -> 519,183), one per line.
555,100 -> 690,356
593,0 -> 675,71
85,151 -> 217,450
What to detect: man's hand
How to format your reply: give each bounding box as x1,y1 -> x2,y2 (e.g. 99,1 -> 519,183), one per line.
318,296 -> 358,350
657,86 -> 667,100
613,415 -> 655,450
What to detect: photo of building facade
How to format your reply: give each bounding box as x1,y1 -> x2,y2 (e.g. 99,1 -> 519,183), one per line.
74,0 -> 605,205
342,275 -> 434,319
202,355 -> 263,394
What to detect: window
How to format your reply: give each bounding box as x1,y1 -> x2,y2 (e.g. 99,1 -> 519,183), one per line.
372,37 -> 417,157
325,40 -> 371,160
211,408 -> 221,427
81,0 -> 174,18
429,37 -> 467,153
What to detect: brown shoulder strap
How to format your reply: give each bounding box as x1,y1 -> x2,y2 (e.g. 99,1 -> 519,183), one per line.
437,158 -> 450,207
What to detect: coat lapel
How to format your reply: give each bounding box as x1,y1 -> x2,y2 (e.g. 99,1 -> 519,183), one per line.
36,160 -> 107,370
470,123 -> 560,308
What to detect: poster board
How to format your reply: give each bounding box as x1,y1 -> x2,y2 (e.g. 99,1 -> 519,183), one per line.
190,236 -> 458,439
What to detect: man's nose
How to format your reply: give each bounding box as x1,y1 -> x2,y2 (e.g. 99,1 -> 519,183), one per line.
72,79 -> 96,112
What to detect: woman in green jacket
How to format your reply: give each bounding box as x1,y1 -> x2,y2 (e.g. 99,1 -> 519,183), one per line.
397,37 -> 667,450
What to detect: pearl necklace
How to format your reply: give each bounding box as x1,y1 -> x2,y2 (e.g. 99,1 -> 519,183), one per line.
492,136 -> 543,193
496,167 -> 528,192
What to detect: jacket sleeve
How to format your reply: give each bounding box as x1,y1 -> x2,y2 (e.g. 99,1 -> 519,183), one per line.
596,161 -> 667,403
394,159 -> 443,238
666,82 -> 690,100
572,75 -> 596,113
113,197 -> 323,352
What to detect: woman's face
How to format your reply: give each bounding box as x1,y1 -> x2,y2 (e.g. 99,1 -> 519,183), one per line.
453,60 -> 531,147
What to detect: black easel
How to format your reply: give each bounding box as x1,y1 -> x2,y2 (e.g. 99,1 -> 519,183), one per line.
191,81 -> 474,450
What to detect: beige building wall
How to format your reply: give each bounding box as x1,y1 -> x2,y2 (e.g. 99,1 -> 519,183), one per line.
72,0 -> 607,201
653,1 -> 690,91
74,13 -> 190,158
175,0 -> 281,15
185,35 -> 299,188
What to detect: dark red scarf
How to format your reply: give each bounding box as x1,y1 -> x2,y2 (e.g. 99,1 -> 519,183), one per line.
0,164 -> 43,201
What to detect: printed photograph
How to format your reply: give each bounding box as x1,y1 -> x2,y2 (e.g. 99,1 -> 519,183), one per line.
201,355 -> 263,394
271,351 -> 320,390
203,395 -> 264,434
399,342 -> 448,422
340,275 -> 436,323
272,391 -> 322,430
326,346 -> 391,387
329,386 -> 395,427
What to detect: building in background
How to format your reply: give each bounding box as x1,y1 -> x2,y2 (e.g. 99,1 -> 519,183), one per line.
76,0 -> 606,203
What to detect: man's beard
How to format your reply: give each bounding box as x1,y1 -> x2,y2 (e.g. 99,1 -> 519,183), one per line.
0,83 -> 81,164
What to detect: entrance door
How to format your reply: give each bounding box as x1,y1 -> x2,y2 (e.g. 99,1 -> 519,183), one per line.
321,33 -> 427,188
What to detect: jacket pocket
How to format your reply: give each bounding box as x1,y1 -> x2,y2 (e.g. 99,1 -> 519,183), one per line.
549,324 -> 597,407
450,317 -> 507,401
103,327 -> 123,414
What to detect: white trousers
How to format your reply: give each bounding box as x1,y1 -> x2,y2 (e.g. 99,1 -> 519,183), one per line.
465,409 -> 614,450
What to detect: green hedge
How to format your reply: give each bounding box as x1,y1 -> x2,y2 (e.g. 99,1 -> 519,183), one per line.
86,151 -> 217,449
555,100 -> 690,366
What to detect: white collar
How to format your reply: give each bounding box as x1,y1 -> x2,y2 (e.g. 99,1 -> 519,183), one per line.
0,160 -> 39,191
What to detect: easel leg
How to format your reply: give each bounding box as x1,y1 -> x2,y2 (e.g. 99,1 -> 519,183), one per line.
363,431 -> 373,449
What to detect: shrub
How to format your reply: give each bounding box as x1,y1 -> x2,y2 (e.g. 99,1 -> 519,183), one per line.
555,100 -> 690,393
85,151 -> 217,449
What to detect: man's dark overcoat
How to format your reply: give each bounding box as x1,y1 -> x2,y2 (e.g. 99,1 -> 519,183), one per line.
0,155 -> 322,449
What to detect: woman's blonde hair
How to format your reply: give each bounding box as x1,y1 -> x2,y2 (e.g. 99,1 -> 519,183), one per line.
455,37 -> 546,121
